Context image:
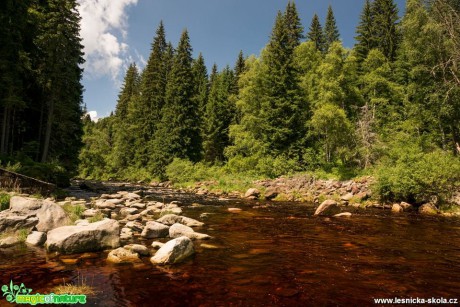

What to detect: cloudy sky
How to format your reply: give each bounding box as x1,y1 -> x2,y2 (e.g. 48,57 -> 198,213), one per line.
77,0 -> 406,120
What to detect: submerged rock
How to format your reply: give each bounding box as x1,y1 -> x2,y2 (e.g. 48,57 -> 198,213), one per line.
0,235 -> 21,248
107,247 -> 140,263
333,212 -> 352,218
150,236 -> 195,265
314,200 -> 341,216
46,219 -> 120,254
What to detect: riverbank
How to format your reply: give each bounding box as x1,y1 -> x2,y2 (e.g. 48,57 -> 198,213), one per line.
173,174 -> 460,217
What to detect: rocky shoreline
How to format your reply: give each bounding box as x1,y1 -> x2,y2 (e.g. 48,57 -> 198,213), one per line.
0,185 -> 213,266
186,175 -> 460,217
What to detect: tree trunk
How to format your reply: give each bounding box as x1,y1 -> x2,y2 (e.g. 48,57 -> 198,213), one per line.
41,101 -> 54,163
1,107 -> 10,155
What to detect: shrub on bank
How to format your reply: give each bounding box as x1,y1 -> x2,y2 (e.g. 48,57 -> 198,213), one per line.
374,148 -> 460,204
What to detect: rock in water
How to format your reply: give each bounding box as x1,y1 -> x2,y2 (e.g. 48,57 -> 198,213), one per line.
107,247 -> 140,263
26,231 -> 47,246
123,244 -> 150,256
333,212 -> 352,218
392,203 -> 403,213
314,200 -> 341,216
156,214 -> 204,227
244,188 -> 260,199
150,236 -> 195,265
141,221 -> 169,239
169,223 -> 210,240
419,203 -> 438,215
46,219 -> 120,254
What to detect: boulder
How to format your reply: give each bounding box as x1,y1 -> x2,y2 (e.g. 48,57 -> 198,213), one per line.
0,213 -> 38,232
264,188 -> 278,200
156,214 -> 204,227
35,202 -> 70,232
169,223 -> 210,240
46,219 -> 120,254
333,212 -> 352,218
130,203 -> 146,210
400,202 -> 414,212
0,235 -> 21,248
26,231 -> 47,246
244,188 -> 260,199
125,221 -> 143,232
9,196 -> 42,213
392,203 -> 403,213
82,209 -> 100,218
107,247 -> 140,263
120,227 -> 133,240
340,193 -> 354,202
123,244 -> 150,256
314,200 -> 341,216
105,199 -> 124,205
419,203 -> 438,215
94,200 -> 116,210
120,208 -> 139,216
141,221 -> 169,239
151,242 -> 164,250
150,236 -> 195,265
79,181 -> 106,192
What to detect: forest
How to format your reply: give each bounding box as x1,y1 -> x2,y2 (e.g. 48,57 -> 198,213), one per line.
0,0 -> 84,185
1,0 -> 460,204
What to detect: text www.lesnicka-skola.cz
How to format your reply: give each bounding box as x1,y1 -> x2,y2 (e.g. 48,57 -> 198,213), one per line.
374,297 -> 458,304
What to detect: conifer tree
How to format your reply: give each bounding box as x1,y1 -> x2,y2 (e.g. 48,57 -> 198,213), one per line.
135,21 -> 167,166
203,67 -> 235,163
150,30 -> 201,177
285,1 -> 304,49
191,53 -> 208,121
324,5 -> 340,52
35,0 -> 84,168
355,0 -> 375,62
371,0 -> 400,61
110,64 -> 140,172
307,14 -> 326,53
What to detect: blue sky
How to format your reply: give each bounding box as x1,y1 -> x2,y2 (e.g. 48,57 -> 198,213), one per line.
78,0 -> 406,119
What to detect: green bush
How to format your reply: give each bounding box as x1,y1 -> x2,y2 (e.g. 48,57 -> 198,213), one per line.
374,147 -> 460,204
88,212 -> 104,223
0,193 -> 10,211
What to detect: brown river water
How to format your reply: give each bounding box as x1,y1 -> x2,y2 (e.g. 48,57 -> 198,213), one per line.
1,190 -> 460,306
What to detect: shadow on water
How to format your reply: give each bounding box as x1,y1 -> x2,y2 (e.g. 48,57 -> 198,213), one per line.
1,189 -> 460,306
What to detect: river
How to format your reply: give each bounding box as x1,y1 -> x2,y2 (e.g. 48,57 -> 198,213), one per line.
1,187 -> 460,306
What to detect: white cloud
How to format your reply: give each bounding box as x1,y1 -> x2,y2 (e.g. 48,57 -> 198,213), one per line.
77,0 -> 138,80
87,111 -> 100,122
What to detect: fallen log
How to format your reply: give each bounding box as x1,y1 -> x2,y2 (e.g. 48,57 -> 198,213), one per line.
0,168 -> 56,195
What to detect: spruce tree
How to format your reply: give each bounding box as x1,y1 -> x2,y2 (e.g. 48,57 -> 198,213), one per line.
115,63 -> 140,119
307,14 -> 326,53
203,67 -> 235,163
150,30 -> 201,177
233,50 -> 246,92
260,7 -> 305,155
324,5 -> 340,52
35,0 -> 84,169
355,0 -> 375,62
285,1 -> 304,49
191,53 -> 208,121
371,0 -> 400,61
135,21 -> 167,166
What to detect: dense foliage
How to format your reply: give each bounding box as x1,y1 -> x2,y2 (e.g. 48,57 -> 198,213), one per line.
0,0 -> 84,184
80,0 -> 460,204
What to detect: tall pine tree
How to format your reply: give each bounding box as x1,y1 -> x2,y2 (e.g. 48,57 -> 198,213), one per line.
371,0 -> 400,61
307,14 -> 326,53
355,0 -> 375,62
150,30 -> 201,177
324,5 -> 340,52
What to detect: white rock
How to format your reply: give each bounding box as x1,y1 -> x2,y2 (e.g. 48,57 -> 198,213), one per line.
150,236 -> 194,265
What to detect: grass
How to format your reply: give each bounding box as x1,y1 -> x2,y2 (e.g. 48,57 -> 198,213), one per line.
52,273 -> 95,296
0,192 -> 10,211
62,203 -> 86,223
0,228 -> 29,242
88,212 -> 104,223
